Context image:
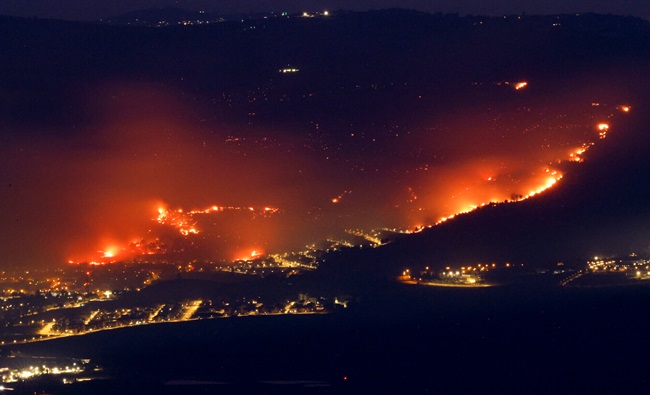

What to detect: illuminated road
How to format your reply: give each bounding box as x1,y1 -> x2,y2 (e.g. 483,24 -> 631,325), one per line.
84,310 -> 99,325
418,281 -> 492,288
560,271 -> 584,286
11,307 -> 327,346
38,321 -> 57,336
399,279 -> 492,287
180,300 -> 202,321
149,304 -> 165,321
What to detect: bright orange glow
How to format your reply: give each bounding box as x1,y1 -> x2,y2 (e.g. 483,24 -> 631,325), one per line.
235,249 -> 264,261
514,81 -> 528,90
36,83 -> 631,267
156,206 -> 199,236
569,146 -> 588,162
544,178 -> 555,188
597,123 -> 609,139
431,167 -> 564,226
100,245 -> 120,259
156,203 -> 280,236
331,190 -> 351,204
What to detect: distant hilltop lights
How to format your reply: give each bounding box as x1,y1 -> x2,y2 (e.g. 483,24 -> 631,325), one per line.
279,67 -> 299,73
302,11 -> 329,18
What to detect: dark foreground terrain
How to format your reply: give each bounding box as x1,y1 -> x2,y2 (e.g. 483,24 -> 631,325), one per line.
7,281 -> 650,394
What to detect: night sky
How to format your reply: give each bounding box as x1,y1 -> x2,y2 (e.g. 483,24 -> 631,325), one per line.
0,0 -> 648,20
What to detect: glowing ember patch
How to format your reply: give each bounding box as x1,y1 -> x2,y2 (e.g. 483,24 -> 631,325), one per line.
569,146 -> 589,162
236,249 -> 264,261
597,123 -> 609,139
431,169 -> 564,227
100,246 -> 120,259
156,203 -> 281,236
514,82 -> 528,90
331,190 -> 351,204
406,187 -> 418,203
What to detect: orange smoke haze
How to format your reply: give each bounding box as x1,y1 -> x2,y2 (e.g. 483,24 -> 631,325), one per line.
1,79 -> 633,267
